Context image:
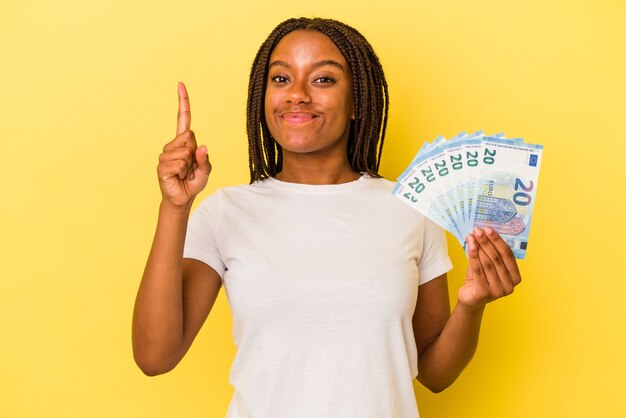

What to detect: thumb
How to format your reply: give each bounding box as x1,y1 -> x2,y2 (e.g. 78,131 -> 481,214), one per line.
195,145 -> 212,176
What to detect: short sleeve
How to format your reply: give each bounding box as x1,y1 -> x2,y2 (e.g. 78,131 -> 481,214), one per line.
183,190 -> 226,279
417,217 -> 453,285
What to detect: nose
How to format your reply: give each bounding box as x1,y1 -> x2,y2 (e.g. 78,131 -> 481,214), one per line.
287,79 -> 311,104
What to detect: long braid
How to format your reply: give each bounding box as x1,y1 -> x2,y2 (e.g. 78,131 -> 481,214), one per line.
246,17 -> 389,183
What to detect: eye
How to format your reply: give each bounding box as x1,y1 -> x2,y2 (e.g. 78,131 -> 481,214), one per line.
270,75 -> 289,83
314,76 -> 335,84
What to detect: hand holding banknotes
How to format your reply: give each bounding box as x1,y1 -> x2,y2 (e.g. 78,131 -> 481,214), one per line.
459,227 -> 522,309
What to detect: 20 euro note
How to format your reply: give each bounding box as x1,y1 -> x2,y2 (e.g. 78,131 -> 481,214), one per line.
469,137 -> 543,259
393,138 -> 468,247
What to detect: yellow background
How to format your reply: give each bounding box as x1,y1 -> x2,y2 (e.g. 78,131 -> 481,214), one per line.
1,0 -> 624,417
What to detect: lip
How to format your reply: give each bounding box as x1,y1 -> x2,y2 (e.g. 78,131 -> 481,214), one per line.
280,112 -> 320,124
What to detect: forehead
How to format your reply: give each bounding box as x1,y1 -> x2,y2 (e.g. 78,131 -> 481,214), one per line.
269,30 -> 348,67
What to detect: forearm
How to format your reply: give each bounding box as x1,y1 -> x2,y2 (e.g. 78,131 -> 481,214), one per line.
417,302 -> 485,392
132,201 -> 193,375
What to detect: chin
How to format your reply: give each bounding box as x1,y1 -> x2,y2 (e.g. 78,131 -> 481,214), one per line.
276,136 -> 326,154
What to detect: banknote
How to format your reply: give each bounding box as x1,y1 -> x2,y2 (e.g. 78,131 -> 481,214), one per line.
469,137 -> 542,259
392,151 -> 467,246
393,131 -> 543,259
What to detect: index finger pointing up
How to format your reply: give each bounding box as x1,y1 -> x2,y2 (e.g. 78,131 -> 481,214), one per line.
177,82 -> 191,134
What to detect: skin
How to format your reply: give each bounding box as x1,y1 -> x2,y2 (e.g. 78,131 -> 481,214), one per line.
132,31 -> 522,394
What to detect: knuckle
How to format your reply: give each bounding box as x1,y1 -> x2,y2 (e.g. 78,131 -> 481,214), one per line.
158,163 -> 173,177
160,150 -> 177,162
501,281 -> 514,295
491,284 -> 504,297
181,131 -> 196,145
490,230 -> 501,242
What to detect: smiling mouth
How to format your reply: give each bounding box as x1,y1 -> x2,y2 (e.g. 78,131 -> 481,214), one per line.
281,112 -> 319,123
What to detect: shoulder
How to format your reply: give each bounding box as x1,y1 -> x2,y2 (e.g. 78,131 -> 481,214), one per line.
361,175 -> 426,218
192,180 -> 275,212
361,174 -> 394,189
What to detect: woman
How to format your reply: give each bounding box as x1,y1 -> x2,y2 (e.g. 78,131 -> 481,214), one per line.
132,17 -> 521,417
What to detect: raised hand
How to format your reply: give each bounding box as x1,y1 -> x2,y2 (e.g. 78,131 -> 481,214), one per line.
157,82 -> 212,208
458,227 -> 522,310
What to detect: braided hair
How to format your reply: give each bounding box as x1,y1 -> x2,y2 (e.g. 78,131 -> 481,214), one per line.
246,17 -> 389,183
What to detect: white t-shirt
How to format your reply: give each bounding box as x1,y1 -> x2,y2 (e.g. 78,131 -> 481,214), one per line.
184,174 -> 453,418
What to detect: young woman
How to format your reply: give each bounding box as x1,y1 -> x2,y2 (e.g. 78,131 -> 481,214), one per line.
132,17 -> 521,418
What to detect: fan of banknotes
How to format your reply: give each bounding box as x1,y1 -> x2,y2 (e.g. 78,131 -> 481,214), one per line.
393,131 -> 543,259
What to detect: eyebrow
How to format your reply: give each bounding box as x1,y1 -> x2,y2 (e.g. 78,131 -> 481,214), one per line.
268,59 -> 345,71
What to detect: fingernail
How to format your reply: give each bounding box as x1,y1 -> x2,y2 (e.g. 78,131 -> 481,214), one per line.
485,227 -> 494,235
474,227 -> 483,237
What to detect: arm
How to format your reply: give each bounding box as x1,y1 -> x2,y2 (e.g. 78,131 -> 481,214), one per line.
132,205 -> 221,376
412,274 -> 485,393
413,227 -> 522,392
132,83 -> 217,376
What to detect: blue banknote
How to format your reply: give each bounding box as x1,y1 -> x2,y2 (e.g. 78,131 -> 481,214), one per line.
468,137 -> 543,259
393,131 -> 543,259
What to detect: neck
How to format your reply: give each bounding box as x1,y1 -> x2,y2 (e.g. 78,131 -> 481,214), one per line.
275,151 -> 361,185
